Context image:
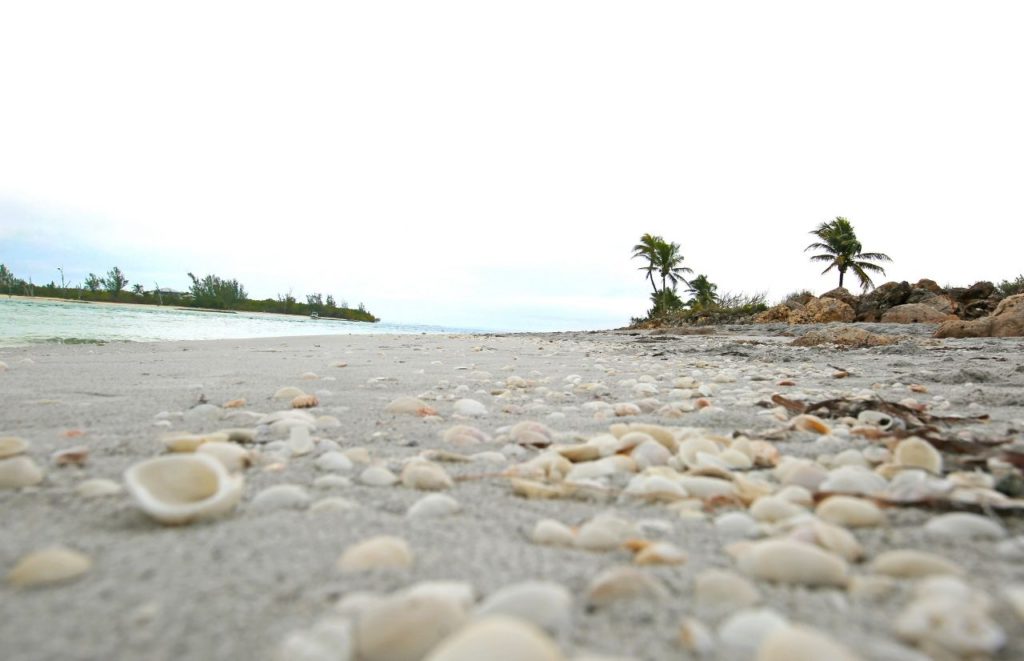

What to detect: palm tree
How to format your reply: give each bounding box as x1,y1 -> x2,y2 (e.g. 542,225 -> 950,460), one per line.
653,239 -> 693,293
685,274 -> 718,311
632,233 -> 663,295
805,217 -> 892,291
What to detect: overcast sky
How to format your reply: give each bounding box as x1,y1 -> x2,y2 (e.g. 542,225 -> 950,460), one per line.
1,1 -> 1022,331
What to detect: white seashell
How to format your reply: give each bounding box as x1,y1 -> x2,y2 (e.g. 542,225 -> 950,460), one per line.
407,493 -> 460,518
6,546 -> 92,588
720,448 -> 753,469
818,465 -> 887,495
313,475 -> 352,490
532,519 -> 575,546
624,474 -> 688,501
442,425 -> 491,446
815,495 -> 886,528
718,608 -> 789,657
274,386 -> 306,400
847,575 -> 899,602
475,581 -> 572,634
1004,585 -> 1024,623
470,451 -> 506,464
509,421 -> 554,447
344,447 -> 371,464
316,415 -> 342,430
881,469 -> 952,501
315,451 -> 354,472
0,436 -> 28,458
403,581 -> 476,611
895,596 -> 1005,656
677,476 -> 737,500
831,449 -> 870,469
585,566 -> 669,607
76,478 -> 123,498
575,514 -> 636,551
678,616 -> 715,656
337,536 -> 413,573
196,442 -> 251,472
634,541 -> 687,565
453,398 -> 487,417
779,461 -> 828,492
857,410 -> 897,429
758,624 -> 863,661
400,461 -> 454,491
809,520 -> 864,562
914,576 -> 993,612
749,496 -> 806,523
359,466 -> 398,487
357,592 -> 467,661
423,616 -> 563,661
310,497 -> 359,514
184,403 -> 223,426
251,484 -> 311,510
385,396 -> 438,417
275,616 -> 353,661
631,440 -> 671,469
737,539 -> 848,587
124,454 -> 243,525
678,438 -> 721,467
870,549 -> 963,578
714,511 -> 760,539
893,437 -> 942,474
0,455 -> 44,489
613,402 -> 641,417
923,512 -> 1006,540
288,426 -> 315,456
694,569 -> 761,615
775,485 -> 813,507
792,414 -> 831,435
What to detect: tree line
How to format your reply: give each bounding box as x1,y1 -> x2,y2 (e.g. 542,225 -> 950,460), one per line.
0,264 -> 377,322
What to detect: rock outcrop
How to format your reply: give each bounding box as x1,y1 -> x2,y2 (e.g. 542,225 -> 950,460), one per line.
792,327 -> 898,348
935,294 -> 1024,338
855,281 -> 912,322
789,298 -> 856,324
880,303 -> 957,324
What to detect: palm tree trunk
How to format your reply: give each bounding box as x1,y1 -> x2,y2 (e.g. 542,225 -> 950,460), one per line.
649,274 -> 658,295
838,269 -> 845,288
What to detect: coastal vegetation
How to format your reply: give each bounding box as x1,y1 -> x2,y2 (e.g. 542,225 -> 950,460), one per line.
805,217 -> 892,291
0,264 -> 378,322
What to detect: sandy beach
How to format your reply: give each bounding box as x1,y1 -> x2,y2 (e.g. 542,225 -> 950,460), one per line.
2,325 -> 1023,660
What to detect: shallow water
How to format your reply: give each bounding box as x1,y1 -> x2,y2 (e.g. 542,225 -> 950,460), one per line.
0,298 -> 483,346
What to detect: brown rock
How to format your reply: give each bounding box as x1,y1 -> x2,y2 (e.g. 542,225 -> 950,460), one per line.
855,281 -> 912,322
913,279 -> 943,295
754,304 -> 793,323
820,287 -> 859,310
935,294 -> 1024,338
789,298 -> 856,324
880,304 -> 957,324
792,327 -> 898,348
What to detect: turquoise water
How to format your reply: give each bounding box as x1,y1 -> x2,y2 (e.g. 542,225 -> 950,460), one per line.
0,298 -> 483,346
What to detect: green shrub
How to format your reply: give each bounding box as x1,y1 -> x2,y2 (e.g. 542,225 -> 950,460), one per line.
997,274 -> 1024,297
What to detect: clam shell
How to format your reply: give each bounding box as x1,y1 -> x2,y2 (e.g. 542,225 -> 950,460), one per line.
337,536 -> 413,572
634,541 -> 687,566
407,493 -> 460,518
678,617 -> 715,656
315,451 -> 354,473
718,608 -> 789,656
0,455 -> 44,489
423,616 -> 563,661
475,581 -> 572,634
442,425 -> 491,446
737,539 -> 848,587
922,512 -> 1006,540
124,454 -> 243,525
453,398 -> 487,417
585,566 -> 669,607
815,495 -> 886,528
274,386 -> 306,400
531,519 -> 575,546
757,624 -> 863,661
276,616 -> 353,661
357,592 -> 466,661
870,549 -> 963,578
385,396 -> 438,417
695,569 -> 761,615
749,496 -> 806,523
196,442 -> 251,472
893,437 -> 942,474
360,466 -> 398,487
400,461 -> 454,491
6,546 -> 92,588
250,484 -> 311,511
792,414 -> 831,435
0,436 -> 28,458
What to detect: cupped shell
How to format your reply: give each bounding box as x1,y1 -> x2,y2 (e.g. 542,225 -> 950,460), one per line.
124,453 -> 243,525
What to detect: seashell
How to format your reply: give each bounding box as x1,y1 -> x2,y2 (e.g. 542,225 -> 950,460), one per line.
846,575 -> 899,602
6,546 -> 92,588
678,476 -> 737,500
775,485 -> 813,507
565,457 -> 623,482
276,616 -> 353,661
720,448 -> 753,469
0,436 -> 28,458
161,432 -> 208,452
1004,585 -> 1024,623
831,449 -> 869,469
737,539 -> 848,587
124,454 -> 243,525
749,496 -> 806,523
219,427 -> 257,443
809,520 -> 864,562
881,469 -> 952,501
403,581 -> 476,611
757,624 -> 863,661
360,466 -> 398,487
714,511 -> 760,539
914,576 -> 992,611
509,478 -> 570,500
442,425 -> 491,446
344,447 -> 371,464
777,459 -> 828,492
357,592 -> 467,661
509,421 -> 554,447
407,493 -> 460,518
274,386 -> 306,400
818,465 -> 888,495
678,617 -> 714,656
695,569 -> 761,615
310,497 -> 359,513
923,512 -> 1006,540
50,444 -> 89,467
76,478 -> 123,498
475,581 -> 572,634
870,549 -> 963,578
385,396 -> 438,417
453,398 -> 487,417
184,403 -> 223,426
315,451 -> 354,472
893,437 -> 942,474
292,394 -> 319,409
585,566 -> 669,607
718,608 -> 789,656
531,519 -> 575,546
857,410 -> 896,430
575,514 -> 636,551
815,495 -> 886,528
613,403 -> 641,417
313,474 -> 352,489
792,414 -> 831,435
337,536 -> 413,573
400,461 -> 454,491
748,440 -> 780,467
634,541 -> 687,565
300,371 -> 319,380
624,475 -> 688,502
287,426 -> 315,456
556,443 -> 602,463
251,484 -> 311,510
631,440 -> 672,469
194,442 -> 251,472
895,596 -> 1005,657
222,398 -> 246,409
423,616 -> 563,661
678,438 -> 721,467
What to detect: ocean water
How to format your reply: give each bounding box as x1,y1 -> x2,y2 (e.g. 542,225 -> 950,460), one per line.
0,298 -> 484,346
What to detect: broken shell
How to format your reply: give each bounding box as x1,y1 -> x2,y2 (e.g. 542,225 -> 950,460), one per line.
400,461 -> 454,491
0,455 -> 44,489
6,546 -> 92,588
792,414 -> 831,435
585,566 -> 668,607
385,396 -> 438,417
407,493 -> 460,518
196,442 -> 251,472
870,549 -> 963,578
0,436 -> 28,458
423,616 -> 563,661
923,512 -> 1006,540
678,617 -> 715,656
893,437 -> 942,474
634,541 -> 687,565
124,454 -> 243,525
531,519 -> 576,546
222,398 -> 246,409
895,596 -> 1005,657
757,624 -> 863,661
292,394 -> 319,409
337,536 -> 413,572
815,495 -> 886,528
695,569 -> 762,615
475,581 -> 573,634
737,539 -> 848,587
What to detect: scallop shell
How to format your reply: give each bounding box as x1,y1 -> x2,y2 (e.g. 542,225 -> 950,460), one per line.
337,536 -> 413,573
736,539 -> 848,587
291,394 -> 319,409
124,454 -> 243,525
423,616 -> 563,661
6,546 -> 92,588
